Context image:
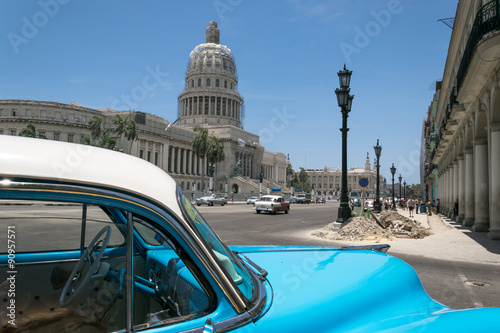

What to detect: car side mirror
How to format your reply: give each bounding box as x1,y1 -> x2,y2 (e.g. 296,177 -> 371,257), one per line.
203,318 -> 216,333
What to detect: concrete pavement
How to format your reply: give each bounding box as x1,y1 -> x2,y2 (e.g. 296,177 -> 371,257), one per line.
381,207 -> 500,265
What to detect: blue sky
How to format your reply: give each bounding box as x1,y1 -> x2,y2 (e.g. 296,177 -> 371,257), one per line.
0,0 -> 456,184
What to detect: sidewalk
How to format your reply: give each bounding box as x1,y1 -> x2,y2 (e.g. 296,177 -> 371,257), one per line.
386,208 -> 500,265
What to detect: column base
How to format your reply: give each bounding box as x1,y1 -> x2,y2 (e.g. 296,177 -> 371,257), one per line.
462,216 -> 475,227
488,228 -> 500,240
457,214 -> 465,224
472,220 -> 490,232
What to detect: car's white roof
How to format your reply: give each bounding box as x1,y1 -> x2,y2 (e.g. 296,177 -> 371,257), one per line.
0,135 -> 182,217
261,195 -> 282,198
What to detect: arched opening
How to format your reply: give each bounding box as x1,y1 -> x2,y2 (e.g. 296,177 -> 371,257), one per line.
232,184 -> 239,194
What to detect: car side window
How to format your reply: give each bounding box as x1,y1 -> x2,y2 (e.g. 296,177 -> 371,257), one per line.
127,215 -> 213,331
0,199 -> 124,253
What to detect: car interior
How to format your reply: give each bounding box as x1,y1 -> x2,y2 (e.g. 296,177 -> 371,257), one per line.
0,199 -> 212,332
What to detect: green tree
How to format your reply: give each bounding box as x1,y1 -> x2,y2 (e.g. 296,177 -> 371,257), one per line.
88,116 -> 103,143
113,115 -> 138,153
191,127 -> 211,192
18,123 -> 46,139
299,167 -> 308,191
124,119 -> 138,153
286,163 -> 294,187
207,135 -> 225,192
98,132 -> 117,150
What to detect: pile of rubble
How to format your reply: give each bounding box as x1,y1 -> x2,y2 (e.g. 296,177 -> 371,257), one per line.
312,212 -> 430,242
377,211 -> 430,239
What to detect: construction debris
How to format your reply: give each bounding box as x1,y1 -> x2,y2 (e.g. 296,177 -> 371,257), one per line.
312,212 -> 430,242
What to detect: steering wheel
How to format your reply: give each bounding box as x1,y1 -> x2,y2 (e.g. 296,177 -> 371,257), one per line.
59,226 -> 112,307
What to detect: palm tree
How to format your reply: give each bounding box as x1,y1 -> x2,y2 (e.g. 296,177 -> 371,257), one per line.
19,123 -> 46,139
299,167 -> 308,192
88,116 -> 103,143
207,135 -> 225,192
124,119 -> 138,153
113,115 -> 137,153
191,127 -> 211,192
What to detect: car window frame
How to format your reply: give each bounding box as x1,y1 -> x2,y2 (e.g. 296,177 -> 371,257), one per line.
0,178 -> 222,331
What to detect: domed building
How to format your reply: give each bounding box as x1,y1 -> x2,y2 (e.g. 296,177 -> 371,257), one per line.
0,22 -> 288,197
178,21 -> 243,128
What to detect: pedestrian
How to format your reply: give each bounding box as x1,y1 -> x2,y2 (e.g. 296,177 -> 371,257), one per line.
415,198 -> 420,214
436,198 -> 440,214
231,192 -> 234,203
408,197 -> 415,218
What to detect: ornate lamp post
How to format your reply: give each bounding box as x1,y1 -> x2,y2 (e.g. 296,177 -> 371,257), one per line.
335,65 -> 354,223
390,163 -> 396,210
403,180 -> 407,201
398,174 -> 402,206
373,139 -> 382,213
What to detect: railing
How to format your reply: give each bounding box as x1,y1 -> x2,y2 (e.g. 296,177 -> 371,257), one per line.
457,0 -> 500,92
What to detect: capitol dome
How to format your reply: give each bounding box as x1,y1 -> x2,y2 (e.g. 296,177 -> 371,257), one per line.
178,21 -> 244,128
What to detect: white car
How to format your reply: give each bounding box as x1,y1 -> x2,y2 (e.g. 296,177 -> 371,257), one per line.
195,193 -> 227,206
246,195 -> 260,204
253,195 -> 290,214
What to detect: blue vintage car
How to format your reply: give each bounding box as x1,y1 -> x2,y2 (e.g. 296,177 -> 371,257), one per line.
1,135 -> 499,332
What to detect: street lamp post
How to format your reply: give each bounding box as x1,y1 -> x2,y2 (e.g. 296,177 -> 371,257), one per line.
390,163 -> 396,210
373,139 -> 382,213
403,180 -> 406,201
259,165 -> 264,198
335,65 -> 354,223
398,174 -> 402,207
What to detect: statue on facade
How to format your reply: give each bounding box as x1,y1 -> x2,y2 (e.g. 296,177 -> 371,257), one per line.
233,160 -> 241,176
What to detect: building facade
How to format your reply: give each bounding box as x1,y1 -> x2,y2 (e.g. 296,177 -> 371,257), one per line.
0,22 -> 287,196
305,155 -> 387,198
422,0 -> 500,239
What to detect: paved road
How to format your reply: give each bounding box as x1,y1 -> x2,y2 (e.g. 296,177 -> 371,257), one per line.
198,201 -> 500,310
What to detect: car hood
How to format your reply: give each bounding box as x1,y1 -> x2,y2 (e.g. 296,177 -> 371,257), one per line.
232,245 -> 500,332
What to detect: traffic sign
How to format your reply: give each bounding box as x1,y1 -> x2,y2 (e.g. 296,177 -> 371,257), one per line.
359,178 -> 369,187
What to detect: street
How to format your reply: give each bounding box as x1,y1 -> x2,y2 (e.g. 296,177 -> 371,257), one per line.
198,200 -> 500,310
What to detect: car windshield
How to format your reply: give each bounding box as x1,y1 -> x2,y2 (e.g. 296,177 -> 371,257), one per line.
261,197 -> 273,201
178,188 -> 255,300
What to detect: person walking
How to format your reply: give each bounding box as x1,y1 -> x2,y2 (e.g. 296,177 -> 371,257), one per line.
436,198 -> 440,214
415,198 -> 420,214
408,197 -> 415,218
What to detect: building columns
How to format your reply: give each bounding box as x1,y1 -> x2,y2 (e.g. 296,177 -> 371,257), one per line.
457,155 -> 465,224
488,125 -> 500,239
463,149 -> 475,226
473,140 -> 489,232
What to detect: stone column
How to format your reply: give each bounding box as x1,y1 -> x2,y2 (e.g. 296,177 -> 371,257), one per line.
186,149 -> 191,175
176,147 -> 181,174
463,149 -> 475,226
446,166 -> 452,217
489,125 -> 500,239
458,156 -> 465,223
473,140 -> 489,232
182,148 -> 187,174
454,162 -> 459,219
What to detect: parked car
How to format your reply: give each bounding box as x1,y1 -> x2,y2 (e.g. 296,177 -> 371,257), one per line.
351,197 -> 361,207
253,195 -> 290,214
1,136 -> 499,333
246,195 -> 260,204
289,197 -> 297,204
316,196 -> 326,204
196,193 -> 227,206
